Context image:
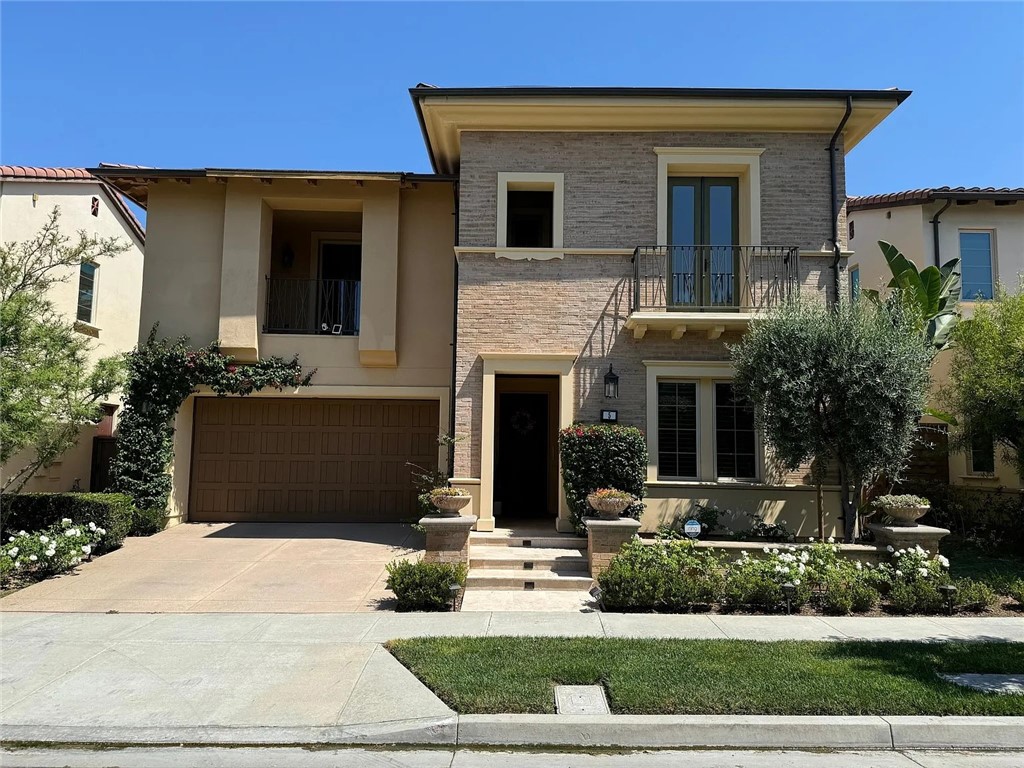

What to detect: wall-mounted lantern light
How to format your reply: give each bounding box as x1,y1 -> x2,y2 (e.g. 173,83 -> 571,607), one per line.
603,364 -> 619,400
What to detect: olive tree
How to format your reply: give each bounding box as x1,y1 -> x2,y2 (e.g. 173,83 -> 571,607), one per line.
944,280 -> 1024,480
730,298 -> 933,541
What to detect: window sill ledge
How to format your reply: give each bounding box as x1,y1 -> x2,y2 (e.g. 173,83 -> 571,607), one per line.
74,321 -> 100,338
454,247 -> 634,261
647,479 -> 843,492
959,474 -> 1000,483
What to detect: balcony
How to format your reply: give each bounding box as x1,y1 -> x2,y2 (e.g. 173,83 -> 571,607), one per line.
627,245 -> 799,339
264,277 -> 360,335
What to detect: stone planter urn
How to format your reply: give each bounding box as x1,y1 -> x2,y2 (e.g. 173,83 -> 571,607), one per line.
884,503 -> 930,527
587,493 -> 633,520
430,493 -> 472,518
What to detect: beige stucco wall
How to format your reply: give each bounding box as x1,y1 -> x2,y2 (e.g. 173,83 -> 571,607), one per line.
141,178 -> 455,523
850,201 -> 1023,491
0,180 -> 144,492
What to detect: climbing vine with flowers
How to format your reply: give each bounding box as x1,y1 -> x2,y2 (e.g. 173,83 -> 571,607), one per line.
111,326 -> 315,512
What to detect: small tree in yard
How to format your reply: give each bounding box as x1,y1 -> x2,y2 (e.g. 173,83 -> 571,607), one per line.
731,298 -> 933,542
1,208 -> 128,492
944,281 -> 1024,481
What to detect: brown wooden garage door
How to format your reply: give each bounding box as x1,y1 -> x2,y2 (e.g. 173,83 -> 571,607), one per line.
189,397 -> 439,522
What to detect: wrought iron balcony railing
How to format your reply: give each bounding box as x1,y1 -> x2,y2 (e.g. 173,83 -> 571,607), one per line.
264,277 -> 360,335
632,245 -> 800,313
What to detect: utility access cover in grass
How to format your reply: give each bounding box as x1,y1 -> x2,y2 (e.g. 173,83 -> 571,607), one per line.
555,685 -> 610,714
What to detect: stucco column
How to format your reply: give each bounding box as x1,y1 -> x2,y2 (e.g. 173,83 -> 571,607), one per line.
218,183 -> 270,361
420,515 -> 477,565
358,187 -> 400,367
585,518 -> 641,577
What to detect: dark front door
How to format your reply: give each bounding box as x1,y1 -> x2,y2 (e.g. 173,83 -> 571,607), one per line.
493,376 -> 558,520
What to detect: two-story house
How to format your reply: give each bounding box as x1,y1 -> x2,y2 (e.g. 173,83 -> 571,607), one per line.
95,85 -> 909,536
0,166 -> 145,492
848,186 -> 1024,492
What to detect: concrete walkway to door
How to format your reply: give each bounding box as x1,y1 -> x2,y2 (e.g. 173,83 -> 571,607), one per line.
0,523 -> 423,613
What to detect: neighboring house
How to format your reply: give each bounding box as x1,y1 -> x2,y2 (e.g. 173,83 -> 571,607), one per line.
848,186 -> 1024,492
0,166 -> 146,492
95,85 -> 909,537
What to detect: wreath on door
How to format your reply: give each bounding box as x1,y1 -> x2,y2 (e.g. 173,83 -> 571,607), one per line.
510,408 -> 537,436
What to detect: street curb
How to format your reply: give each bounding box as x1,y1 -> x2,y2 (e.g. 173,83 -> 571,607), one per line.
457,714 -> 893,749
0,717 -> 459,747
3,715 -> 1022,750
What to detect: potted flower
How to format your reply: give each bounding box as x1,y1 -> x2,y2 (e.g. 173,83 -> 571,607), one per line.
587,488 -> 635,520
428,487 -> 471,517
872,494 -> 930,527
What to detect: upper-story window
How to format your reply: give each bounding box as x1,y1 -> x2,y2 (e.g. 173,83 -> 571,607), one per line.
507,191 -> 553,247
959,230 -> 994,300
968,431 -> 996,475
850,265 -> 860,301
77,261 -> 97,324
668,177 -> 739,307
496,172 -> 564,249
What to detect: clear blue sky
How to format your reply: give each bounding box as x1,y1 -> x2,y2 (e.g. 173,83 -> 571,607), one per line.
2,2 -> 1022,196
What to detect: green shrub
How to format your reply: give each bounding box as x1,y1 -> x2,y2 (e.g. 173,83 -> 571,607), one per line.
129,507 -> 167,537
887,580 -> 944,615
0,493 -> 134,552
819,568 -> 879,615
559,424 -> 646,532
1,518 -> 107,585
599,539 -> 723,612
385,560 -> 467,612
722,552 -> 811,612
953,578 -> 997,613
1007,579 -> 1024,607
657,503 -> 722,539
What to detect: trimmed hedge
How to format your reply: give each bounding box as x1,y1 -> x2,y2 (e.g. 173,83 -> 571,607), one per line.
559,424 -> 647,532
0,493 -> 134,552
385,560 -> 467,612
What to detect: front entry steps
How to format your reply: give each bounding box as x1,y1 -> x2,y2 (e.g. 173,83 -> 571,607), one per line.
465,527 -> 592,592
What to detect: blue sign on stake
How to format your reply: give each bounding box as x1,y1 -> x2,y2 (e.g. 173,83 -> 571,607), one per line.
683,519 -> 702,539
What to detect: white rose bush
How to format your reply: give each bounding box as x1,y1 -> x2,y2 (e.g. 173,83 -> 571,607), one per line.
1,518 -> 107,585
599,538 -> 999,615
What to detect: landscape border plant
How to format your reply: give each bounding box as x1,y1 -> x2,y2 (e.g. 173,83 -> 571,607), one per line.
1,518 -> 108,587
111,326 -> 314,512
558,424 -> 646,532
385,559 -> 467,611
0,492 -> 134,552
596,539 -> 1005,616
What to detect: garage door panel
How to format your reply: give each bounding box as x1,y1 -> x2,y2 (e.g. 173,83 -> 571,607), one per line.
319,460 -> 350,485
190,397 -> 438,522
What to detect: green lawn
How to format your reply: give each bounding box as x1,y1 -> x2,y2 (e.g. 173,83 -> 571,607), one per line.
386,637 -> 1024,716
945,541 -> 1024,592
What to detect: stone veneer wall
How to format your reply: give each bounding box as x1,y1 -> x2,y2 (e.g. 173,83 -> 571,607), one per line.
453,129 -> 849,489
459,130 -> 847,252
453,252 -> 840,481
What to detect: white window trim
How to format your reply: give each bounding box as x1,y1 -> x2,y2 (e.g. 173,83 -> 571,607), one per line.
957,228 -> 997,301
78,260 -> 98,325
496,172 -> 564,251
654,147 -> 763,246
849,262 -> 860,302
653,378 -> 701,482
966,434 -> 996,477
711,379 -> 762,483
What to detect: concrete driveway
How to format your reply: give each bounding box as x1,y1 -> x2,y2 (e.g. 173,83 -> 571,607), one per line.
0,523 -> 423,613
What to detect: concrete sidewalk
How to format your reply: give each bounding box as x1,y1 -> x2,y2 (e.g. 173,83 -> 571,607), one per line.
1,613 -> 1022,749
3,747 -> 1023,768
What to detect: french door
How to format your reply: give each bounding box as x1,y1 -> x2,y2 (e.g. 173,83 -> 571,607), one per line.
667,177 -> 739,309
